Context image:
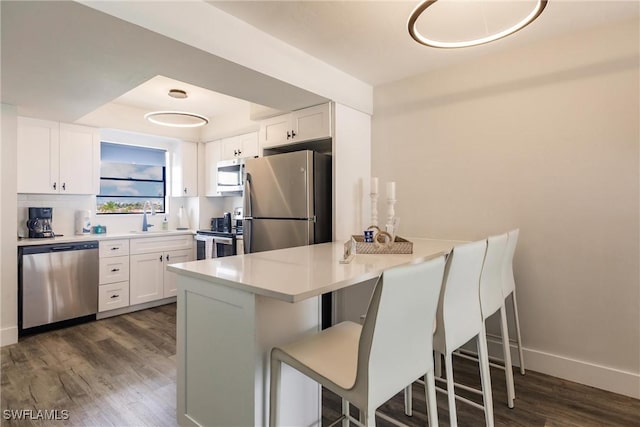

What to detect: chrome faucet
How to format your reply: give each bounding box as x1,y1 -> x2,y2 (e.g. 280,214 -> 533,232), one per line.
142,201 -> 156,231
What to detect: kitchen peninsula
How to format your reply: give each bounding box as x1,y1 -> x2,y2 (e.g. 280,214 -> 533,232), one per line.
168,238 -> 462,427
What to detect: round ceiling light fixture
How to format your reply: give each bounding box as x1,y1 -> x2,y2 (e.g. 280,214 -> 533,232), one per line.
144,111 -> 209,128
408,0 -> 548,49
168,89 -> 188,99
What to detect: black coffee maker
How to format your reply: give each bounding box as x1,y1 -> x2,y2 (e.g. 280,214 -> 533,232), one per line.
27,207 -> 55,238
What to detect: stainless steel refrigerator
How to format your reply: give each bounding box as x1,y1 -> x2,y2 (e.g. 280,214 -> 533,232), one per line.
243,150 -> 332,254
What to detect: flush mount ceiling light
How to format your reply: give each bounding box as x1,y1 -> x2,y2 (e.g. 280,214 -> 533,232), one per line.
168,89 -> 188,99
408,0 -> 548,49
144,111 -> 209,128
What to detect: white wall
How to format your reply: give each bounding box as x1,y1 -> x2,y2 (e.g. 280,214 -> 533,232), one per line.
1,104 -> 18,345
333,103 -> 372,241
372,20 -> 639,397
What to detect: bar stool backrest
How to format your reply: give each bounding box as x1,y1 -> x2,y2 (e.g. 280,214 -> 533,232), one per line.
436,240 -> 488,352
356,256 -> 446,409
480,233 -> 509,319
502,229 -> 520,297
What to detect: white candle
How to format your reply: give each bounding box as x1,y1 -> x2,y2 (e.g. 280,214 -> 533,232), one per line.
387,181 -> 396,200
371,177 -> 378,194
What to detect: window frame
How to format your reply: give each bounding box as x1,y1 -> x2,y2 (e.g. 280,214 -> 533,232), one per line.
96,143 -> 168,215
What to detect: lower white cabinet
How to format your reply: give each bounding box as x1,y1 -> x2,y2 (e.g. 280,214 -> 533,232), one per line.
99,281 -> 130,312
130,248 -> 193,304
99,256 -> 129,284
164,249 -> 192,297
98,234 -> 194,311
130,252 -> 166,305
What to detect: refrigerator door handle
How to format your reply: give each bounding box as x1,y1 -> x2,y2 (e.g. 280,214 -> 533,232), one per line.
243,175 -> 252,254
244,219 -> 252,254
243,173 -> 252,219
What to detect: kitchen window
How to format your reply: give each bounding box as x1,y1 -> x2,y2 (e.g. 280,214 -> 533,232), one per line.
97,142 -> 167,214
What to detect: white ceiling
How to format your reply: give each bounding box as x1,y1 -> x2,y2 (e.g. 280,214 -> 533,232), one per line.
113,75 -> 250,119
1,1 -> 637,125
208,0 -> 640,86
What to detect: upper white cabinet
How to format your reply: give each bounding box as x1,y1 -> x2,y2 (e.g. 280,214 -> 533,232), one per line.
204,140 -> 223,197
221,131 -> 259,160
171,141 -> 198,197
260,103 -> 332,149
17,117 -> 99,194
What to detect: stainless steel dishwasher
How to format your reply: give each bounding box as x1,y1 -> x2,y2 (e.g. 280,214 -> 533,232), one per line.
19,241 -> 99,334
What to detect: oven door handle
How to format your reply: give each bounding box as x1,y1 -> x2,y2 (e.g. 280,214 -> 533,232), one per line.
214,237 -> 234,245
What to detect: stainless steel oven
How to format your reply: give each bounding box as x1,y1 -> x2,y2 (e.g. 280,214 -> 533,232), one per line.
195,232 -> 238,259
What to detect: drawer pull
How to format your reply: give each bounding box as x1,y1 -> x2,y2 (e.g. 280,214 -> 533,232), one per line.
111,247 -> 119,251
111,268 -> 120,272
110,294 -> 120,299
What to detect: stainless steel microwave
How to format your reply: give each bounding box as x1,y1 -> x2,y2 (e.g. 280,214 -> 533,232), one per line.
216,158 -> 245,194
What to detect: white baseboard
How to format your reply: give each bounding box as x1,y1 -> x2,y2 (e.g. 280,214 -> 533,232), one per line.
0,326 -> 18,347
482,334 -> 640,399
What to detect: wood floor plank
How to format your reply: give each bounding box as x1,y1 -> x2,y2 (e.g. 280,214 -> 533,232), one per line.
2,303 -> 638,427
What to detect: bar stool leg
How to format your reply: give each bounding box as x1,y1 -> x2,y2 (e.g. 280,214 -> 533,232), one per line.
500,304 -> 515,408
511,290 -> 526,375
424,371 -> 438,427
435,351 -> 443,378
404,385 -> 412,416
477,329 -> 494,427
341,399 -> 350,427
444,352 -> 458,427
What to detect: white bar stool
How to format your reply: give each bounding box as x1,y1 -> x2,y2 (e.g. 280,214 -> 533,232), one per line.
431,240 -> 494,427
269,256 -> 446,427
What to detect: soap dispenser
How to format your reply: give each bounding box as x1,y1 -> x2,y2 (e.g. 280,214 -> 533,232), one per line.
162,215 -> 168,231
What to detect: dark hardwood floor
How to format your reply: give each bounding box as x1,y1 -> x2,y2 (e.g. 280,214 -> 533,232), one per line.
1,304 -> 638,426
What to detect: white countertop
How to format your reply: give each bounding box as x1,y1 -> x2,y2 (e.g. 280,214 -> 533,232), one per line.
17,229 -> 196,246
167,238 -> 463,303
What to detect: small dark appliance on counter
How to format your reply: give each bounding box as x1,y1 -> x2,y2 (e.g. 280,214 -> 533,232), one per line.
27,207 -> 55,238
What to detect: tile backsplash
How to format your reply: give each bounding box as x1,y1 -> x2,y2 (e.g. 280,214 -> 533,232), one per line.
17,194 -> 200,238
18,194 -> 95,238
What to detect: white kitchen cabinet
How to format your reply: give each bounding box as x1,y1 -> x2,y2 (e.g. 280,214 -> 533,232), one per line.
172,141 -> 198,197
99,255 -> 130,285
16,117 -> 59,194
99,239 -> 131,313
130,235 -> 194,304
59,123 -> 100,194
99,239 -> 130,257
98,281 -> 130,312
204,140 -> 223,196
17,117 -> 98,194
130,252 -> 166,305
163,249 -> 193,297
221,132 -> 259,160
260,103 -> 332,149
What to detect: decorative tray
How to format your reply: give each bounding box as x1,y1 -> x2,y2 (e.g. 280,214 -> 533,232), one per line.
344,235 -> 413,256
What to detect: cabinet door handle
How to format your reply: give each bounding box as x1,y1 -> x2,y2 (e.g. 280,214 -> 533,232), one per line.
238,149 -> 242,155
291,130 -> 296,138
111,268 -> 120,272
62,182 -> 66,191
166,254 -> 170,261
53,182 -> 57,190
110,294 -> 120,299
159,255 -> 163,262
184,187 -> 187,194
287,131 -> 291,140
